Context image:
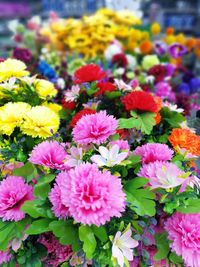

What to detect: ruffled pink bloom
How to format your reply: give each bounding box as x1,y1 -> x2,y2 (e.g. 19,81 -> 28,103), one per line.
0,250 -> 12,264
72,111 -> 118,145
58,163 -> 125,226
134,143 -> 173,164
139,161 -> 184,189
49,172 -> 70,219
109,140 -> 130,151
38,233 -> 72,267
165,212 -> 200,267
29,141 -> 68,170
155,82 -> 172,99
0,176 -> 33,221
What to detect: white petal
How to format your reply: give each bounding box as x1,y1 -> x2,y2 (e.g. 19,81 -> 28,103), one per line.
112,246 -> 124,267
99,146 -> 109,159
120,229 -> 132,242
115,152 -> 128,164
91,155 -> 107,166
121,247 -> 133,261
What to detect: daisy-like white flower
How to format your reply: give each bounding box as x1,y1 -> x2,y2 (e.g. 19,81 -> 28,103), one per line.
114,79 -> 132,91
64,85 -> 80,102
0,77 -> 17,90
91,145 -> 128,167
112,228 -> 138,267
163,101 -> 184,113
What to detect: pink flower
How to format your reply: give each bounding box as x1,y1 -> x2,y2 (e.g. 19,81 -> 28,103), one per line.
0,250 -> 12,264
139,161 -> 184,189
165,212 -> 200,267
109,140 -> 130,151
155,82 -> 172,99
29,141 -> 68,170
0,176 -> 33,221
134,143 -> 173,164
38,233 -> 72,267
59,163 -> 125,226
49,172 -> 70,219
72,111 -> 118,145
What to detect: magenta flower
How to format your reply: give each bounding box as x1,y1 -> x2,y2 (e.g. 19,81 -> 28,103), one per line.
155,82 -> 172,99
168,43 -> 188,58
134,143 -> 173,164
0,176 -> 33,221
58,163 -> 125,226
0,250 -> 12,265
165,212 -> 200,267
29,141 -> 68,170
139,161 -> 184,189
49,172 -> 70,219
38,233 -> 72,267
72,111 -> 118,145
109,140 -> 130,151
154,40 -> 167,56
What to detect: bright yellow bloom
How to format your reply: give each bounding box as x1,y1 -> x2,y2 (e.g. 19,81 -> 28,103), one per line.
34,79 -> 57,99
151,22 -> 161,35
0,59 -> 29,82
42,102 -> 62,113
175,33 -> 186,45
165,35 -> 176,45
0,102 -> 31,135
20,106 -> 59,138
115,10 -> 141,26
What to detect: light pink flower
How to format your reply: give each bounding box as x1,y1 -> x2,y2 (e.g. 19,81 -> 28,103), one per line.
134,143 -> 173,164
29,141 -> 68,170
72,111 -> 118,145
0,176 -> 33,221
112,228 -> 138,267
49,172 -> 70,219
0,250 -> 12,264
59,163 -> 125,226
165,212 -> 200,267
109,140 -> 130,151
38,233 -> 72,267
64,85 -> 80,102
139,161 -> 184,189
64,147 -> 83,168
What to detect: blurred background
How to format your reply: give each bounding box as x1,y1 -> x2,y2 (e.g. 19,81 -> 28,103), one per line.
1,0 -> 200,49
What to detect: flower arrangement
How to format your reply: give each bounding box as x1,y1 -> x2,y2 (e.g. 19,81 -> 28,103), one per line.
0,59 -> 199,267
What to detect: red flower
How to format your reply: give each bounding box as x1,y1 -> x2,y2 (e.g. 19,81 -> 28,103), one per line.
116,129 -> 129,139
112,53 -> 128,68
148,64 -> 167,83
140,83 -> 150,92
61,99 -> 76,110
74,64 -> 107,84
121,91 -> 158,112
70,109 -> 96,127
95,81 -> 116,96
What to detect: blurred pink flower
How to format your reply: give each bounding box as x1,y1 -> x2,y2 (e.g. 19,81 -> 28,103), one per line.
0,250 -> 12,264
0,176 -> 33,221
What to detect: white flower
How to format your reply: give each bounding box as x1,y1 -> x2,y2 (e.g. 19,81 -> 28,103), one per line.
20,75 -> 36,86
57,78 -> 65,90
114,68 -> 125,75
64,85 -> 80,102
126,55 -> 137,70
104,44 -> 123,61
163,102 -> 184,113
65,147 -> 83,167
91,145 -> 128,167
0,77 -> 17,90
112,228 -> 138,267
114,79 -> 132,91
145,75 -> 155,84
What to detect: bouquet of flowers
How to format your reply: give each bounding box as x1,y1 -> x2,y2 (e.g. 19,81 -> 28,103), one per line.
0,61 -> 200,267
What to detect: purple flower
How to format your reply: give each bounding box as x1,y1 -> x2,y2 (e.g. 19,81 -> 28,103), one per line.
153,41 -> 167,56
165,63 -> 176,77
168,43 -> 188,58
178,83 -> 190,94
12,47 -> 32,64
189,78 -> 200,93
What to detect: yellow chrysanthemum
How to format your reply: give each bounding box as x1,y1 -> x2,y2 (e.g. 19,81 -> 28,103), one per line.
151,22 -> 161,35
0,59 -> 29,82
20,106 -> 60,138
115,10 -> 141,25
42,102 -> 62,113
0,102 -> 31,135
34,79 -> 57,99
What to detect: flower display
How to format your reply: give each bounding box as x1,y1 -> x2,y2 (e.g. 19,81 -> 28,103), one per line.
0,176 -> 33,221
0,250 -> 12,265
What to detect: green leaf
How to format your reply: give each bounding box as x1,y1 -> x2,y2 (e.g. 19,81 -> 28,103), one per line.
161,107 -> 185,127
0,222 -> 15,250
176,198 -> 200,213
21,201 -> 42,218
118,111 -> 156,135
26,218 -> 52,235
124,178 -> 156,216
154,232 -> 170,261
49,220 -> 80,251
13,162 -> 37,181
79,225 -> 97,259
169,252 -> 183,264
91,225 -> 108,243
34,174 -> 55,199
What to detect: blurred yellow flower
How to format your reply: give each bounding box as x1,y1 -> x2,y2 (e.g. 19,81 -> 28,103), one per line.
34,79 -> 57,99
42,102 -> 62,113
0,59 -> 29,82
151,22 -> 161,35
20,106 -> 59,138
0,102 -> 31,135
142,55 -> 160,70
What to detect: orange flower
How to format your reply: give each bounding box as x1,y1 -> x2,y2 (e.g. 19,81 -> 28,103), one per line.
168,128 -> 200,156
154,112 -> 161,125
195,47 -> 200,58
186,38 -> 196,51
154,96 -> 162,112
140,40 -> 153,54
166,27 -> 174,35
